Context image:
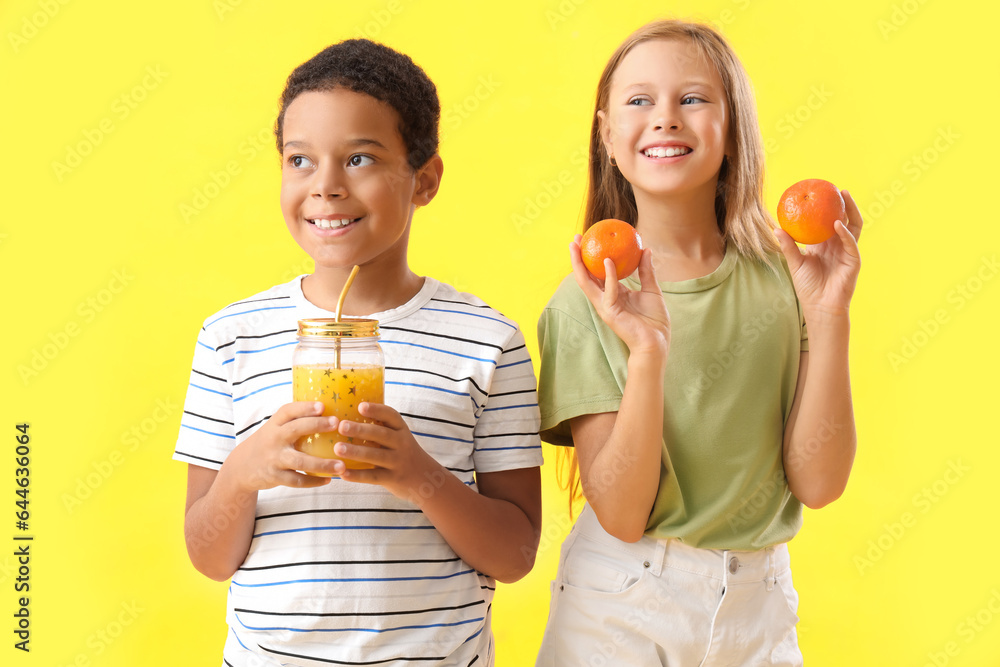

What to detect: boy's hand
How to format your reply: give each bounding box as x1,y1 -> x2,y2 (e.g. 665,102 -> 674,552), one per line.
331,402 -> 445,503
224,401 -> 345,492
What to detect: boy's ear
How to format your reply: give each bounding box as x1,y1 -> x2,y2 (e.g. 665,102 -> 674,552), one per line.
411,154 -> 444,207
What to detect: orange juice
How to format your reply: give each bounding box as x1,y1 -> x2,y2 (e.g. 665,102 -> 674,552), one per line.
293,363 -> 384,474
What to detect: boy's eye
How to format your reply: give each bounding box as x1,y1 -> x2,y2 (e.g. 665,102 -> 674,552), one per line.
289,155 -> 314,168
348,154 -> 374,167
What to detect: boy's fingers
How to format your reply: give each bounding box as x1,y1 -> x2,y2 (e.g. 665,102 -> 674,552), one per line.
283,416 -> 340,440
280,449 -> 345,477
334,442 -> 387,468
273,468 -> 332,488
273,401 -> 325,425
357,402 -> 404,427
339,419 -> 396,448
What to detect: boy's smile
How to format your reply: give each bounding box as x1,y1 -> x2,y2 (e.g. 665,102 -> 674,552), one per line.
280,88 -> 441,306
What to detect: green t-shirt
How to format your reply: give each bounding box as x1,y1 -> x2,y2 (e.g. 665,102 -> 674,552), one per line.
537,245 -> 808,549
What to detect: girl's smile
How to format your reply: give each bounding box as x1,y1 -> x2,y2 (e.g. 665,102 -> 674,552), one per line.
598,38 -> 730,204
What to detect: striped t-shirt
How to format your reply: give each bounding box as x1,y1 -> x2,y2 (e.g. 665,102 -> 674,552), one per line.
173,275 -> 543,667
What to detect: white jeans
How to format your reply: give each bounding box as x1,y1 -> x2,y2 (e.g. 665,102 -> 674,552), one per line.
536,505 -> 803,666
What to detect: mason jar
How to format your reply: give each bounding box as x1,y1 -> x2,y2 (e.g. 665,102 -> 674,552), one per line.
292,318 -> 384,475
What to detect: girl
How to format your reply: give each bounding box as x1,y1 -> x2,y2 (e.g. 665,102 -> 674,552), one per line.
535,20 -> 860,666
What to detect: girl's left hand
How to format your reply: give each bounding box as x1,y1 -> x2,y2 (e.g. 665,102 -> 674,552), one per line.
774,189 -> 862,315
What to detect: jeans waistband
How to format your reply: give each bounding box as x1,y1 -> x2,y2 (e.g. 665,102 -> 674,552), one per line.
574,504 -> 789,587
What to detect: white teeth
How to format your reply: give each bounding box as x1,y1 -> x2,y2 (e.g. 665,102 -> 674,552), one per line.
644,146 -> 691,158
310,218 -> 354,229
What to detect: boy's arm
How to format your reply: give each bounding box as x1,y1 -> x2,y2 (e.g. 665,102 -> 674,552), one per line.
183,401 -> 346,581
418,464 -> 541,584
184,464 -> 257,581
331,403 -> 541,583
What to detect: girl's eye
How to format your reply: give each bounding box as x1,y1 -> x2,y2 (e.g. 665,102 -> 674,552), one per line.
348,154 -> 374,167
681,96 -> 706,105
627,97 -> 652,106
289,155 -> 313,168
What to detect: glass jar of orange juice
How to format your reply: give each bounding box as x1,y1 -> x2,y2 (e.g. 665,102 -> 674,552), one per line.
292,318 -> 384,475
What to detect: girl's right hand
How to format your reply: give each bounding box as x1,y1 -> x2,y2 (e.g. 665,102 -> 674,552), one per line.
222,401 -> 345,492
570,236 -> 670,358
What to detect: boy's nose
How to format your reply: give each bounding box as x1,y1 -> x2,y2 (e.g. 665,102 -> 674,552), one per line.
311,164 -> 348,198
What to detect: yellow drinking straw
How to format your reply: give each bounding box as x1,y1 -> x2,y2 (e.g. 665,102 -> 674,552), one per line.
333,265 -> 361,368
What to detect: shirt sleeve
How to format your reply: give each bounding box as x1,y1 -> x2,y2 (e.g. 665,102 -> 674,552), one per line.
173,323 -> 237,470
471,327 -> 543,473
536,288 -> 626,447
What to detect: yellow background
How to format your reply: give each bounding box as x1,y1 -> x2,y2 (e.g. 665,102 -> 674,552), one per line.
2,0 -> 998,664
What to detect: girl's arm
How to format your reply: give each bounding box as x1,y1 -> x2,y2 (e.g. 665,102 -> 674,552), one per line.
777,190 -> 863,509
566,241 -> 671,542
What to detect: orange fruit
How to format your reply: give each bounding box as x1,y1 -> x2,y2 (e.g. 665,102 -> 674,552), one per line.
580,219 -> 643,280
776,179 -> 846,245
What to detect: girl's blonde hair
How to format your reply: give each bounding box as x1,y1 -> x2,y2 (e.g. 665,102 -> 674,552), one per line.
561,19 -> 778,514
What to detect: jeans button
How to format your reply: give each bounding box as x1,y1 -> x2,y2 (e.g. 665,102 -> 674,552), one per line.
643,561 -> 650,569
728,556 -> 739,574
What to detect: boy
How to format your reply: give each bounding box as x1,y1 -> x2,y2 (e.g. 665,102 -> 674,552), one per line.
174,39 -> 542,666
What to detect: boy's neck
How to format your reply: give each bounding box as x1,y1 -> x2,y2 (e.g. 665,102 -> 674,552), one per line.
302,264 -> 425,316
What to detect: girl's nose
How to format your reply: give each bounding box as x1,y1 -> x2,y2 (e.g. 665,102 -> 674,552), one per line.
653,105 -> 682,132
311,163 -> 347,199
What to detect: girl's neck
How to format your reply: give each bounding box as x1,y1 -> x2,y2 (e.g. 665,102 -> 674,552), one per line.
633,187 -> 726,281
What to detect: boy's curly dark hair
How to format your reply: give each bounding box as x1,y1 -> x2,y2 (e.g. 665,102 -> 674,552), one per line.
274,39 -> 440,171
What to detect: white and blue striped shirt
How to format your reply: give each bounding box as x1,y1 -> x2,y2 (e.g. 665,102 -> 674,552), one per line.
174,276 -> 542,666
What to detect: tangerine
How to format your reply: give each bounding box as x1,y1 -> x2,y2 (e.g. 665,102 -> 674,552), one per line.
776,178 -> 845,245
580,219 -> 643,280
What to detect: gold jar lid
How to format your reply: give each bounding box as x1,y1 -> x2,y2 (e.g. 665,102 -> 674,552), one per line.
297,318 -> 380,338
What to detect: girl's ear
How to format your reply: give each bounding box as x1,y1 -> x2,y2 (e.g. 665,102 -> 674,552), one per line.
596,109 -> 614,161
411,154 -> 444,207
